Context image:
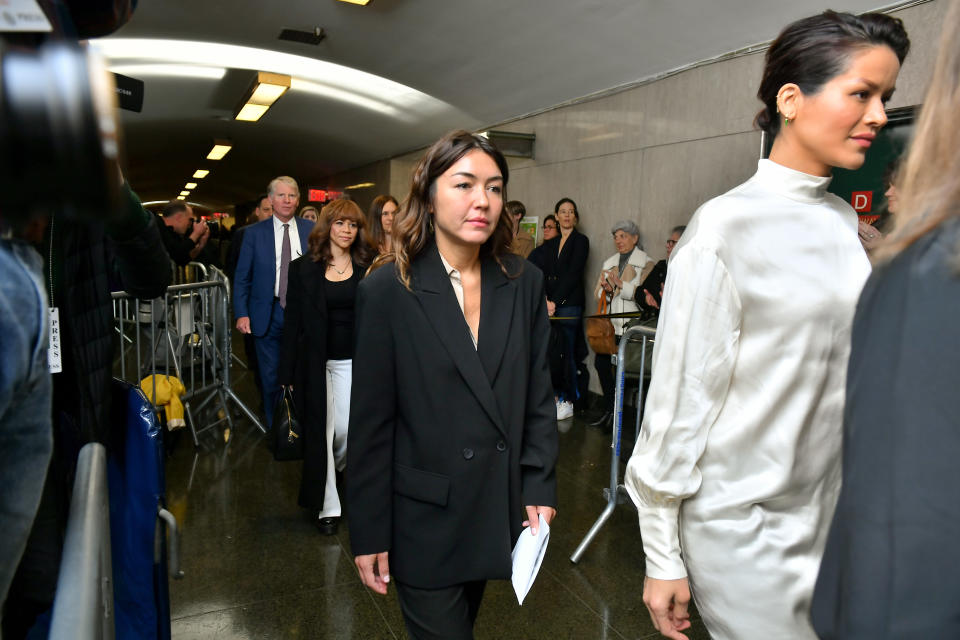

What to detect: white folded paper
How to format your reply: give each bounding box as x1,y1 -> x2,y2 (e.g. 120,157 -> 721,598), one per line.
511,514 -> 550,605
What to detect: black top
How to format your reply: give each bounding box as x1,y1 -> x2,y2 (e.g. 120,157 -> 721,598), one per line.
640,259 -> 668,308
811,217 -> 960,639
324,269 -> 360,360
537,229 -> 589,307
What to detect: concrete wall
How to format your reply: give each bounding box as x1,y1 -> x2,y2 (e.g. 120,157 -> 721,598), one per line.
319,0 -> 946,389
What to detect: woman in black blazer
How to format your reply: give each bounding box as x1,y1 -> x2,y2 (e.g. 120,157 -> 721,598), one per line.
538,197 -> 589,419
347,130 -> 558,639
278,199 -> 374,535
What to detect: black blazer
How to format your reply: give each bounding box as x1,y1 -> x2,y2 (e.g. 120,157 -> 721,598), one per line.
539,228 -> 589,307
278,256 -> 363,511
811,218 -> 960,638
346,244 -> 558,589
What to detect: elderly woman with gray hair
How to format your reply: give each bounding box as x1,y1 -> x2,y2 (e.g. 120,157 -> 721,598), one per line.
590,220 -> 655,429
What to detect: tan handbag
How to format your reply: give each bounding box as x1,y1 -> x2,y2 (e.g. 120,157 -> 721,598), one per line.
586,294 -> 618,355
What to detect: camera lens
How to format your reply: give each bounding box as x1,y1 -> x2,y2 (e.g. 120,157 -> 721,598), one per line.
0,41 -> 121,218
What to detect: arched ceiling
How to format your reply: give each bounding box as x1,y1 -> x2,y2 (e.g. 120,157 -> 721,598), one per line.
96,0 -> 906,210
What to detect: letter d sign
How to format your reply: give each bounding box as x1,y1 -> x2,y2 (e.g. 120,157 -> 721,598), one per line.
851,191 -> 873,213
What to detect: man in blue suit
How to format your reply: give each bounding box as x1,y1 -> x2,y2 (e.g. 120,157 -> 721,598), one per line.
234,176 -> 314,427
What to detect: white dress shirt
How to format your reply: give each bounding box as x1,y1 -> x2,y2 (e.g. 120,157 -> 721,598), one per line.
624,160 -> 871,639
272,215 -> 303,297
438,251 -> 477,349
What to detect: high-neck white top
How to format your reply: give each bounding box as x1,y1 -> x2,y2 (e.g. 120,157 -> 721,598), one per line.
625,159 -> 870,639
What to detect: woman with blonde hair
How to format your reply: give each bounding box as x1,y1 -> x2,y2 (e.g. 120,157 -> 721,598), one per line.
298,205 -> 320,224
625,10 -> 908,639
346,130 -> 557,638
278,198 -> 374,535
813,2 -> 960,635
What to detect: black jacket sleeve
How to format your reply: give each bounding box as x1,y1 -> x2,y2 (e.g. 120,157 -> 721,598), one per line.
108,184 -> 172,298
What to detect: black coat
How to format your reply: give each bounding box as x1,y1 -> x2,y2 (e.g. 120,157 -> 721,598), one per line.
811,218 -> 960,639
538,229 -> 589,307
346,245 -> 558,588
278,256 -> 363,511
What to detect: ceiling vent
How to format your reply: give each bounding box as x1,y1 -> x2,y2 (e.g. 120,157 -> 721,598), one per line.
278,28 -> 326,46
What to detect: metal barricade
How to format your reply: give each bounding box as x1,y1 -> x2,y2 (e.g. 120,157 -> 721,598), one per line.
49,443 -> 114,640
112,277 -> 264,447
570,323 -> 656,563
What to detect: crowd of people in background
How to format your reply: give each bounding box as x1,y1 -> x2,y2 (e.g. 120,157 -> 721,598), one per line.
8,3 -> 960,638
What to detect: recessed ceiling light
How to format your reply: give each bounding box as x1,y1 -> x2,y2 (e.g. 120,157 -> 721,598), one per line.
345,182 -> 375,190
180,191 -> 190,196
207,141 -> 232,160
337,0 -> 372,4
177,196 -> 186,200
193,169 -> 209,178
185,182 -> 198,190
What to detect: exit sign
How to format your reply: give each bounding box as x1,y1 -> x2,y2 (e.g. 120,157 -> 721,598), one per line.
308,189 -> 327,202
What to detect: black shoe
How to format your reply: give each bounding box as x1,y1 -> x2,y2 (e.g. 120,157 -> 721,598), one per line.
316,516 -> 339,535
589,411 -> 613,427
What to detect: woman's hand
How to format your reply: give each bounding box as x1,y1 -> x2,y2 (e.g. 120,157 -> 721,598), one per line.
857,220 -> 883,252
546,300 -> 556,316
355,552 -> 391,594
522,505 -> 557,535
609,271 -> 623,289
643,576 -> 692,640
644,290 -> 659,310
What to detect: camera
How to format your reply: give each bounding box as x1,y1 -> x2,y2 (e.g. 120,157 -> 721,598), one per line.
0,40 -> 121,220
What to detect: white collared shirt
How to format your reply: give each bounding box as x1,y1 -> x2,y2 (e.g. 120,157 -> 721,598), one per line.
438,251 -> 477,349
272,215 -> 303,296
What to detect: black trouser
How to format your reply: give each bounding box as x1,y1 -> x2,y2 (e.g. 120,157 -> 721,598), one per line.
395,579 -> 486,640
593,335 -> 621,413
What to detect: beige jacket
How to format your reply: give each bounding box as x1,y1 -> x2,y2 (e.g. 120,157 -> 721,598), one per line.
593,247 -> 655,334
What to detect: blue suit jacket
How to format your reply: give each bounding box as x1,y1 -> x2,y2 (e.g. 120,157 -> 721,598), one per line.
233,216 -> 314,336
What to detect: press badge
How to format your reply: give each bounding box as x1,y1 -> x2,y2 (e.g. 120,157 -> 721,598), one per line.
48,307 -> 62,373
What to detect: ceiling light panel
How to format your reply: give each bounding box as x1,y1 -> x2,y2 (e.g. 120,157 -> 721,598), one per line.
193,170 -> 209,178
180,191 -> 190,196
235,103 -> 269,122
185,182 -> 198,189
206,142 -> 232,160
89,39 -> 452,118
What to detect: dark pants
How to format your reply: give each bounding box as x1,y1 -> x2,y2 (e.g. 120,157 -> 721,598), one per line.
553,305 -> 583,403
395,580 -> 486,640
253,299 -> 284,428
594,335 -> 622,413
242,332 -> 262,395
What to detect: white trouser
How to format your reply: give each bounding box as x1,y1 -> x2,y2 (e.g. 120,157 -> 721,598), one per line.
319,358 -> 351,519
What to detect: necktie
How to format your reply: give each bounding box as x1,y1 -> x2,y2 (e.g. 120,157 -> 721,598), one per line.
279,223 -> 291,308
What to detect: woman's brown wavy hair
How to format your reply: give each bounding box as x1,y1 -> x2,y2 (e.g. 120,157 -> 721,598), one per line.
306,199 -> 376,267
371,130 -> 517,288
366,194 -> 399,253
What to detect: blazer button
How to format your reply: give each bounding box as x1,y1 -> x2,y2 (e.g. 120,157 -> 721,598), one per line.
496,440 -> 507,452
462,448 -> 474,460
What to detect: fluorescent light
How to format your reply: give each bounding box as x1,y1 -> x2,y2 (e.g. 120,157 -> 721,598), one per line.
290,78 -> 407,120
193,170 -> 209,178
185,182 -> 198,190
345,182 -> 375,190
338,0 -> 372,4
235,71 -> 290,122
235,103 -> 269,122
177,196 -> 186,200
180,191 -> 190,196
207,141 -> 232,160
107,64 -> 227,80
89,39 -> 452,118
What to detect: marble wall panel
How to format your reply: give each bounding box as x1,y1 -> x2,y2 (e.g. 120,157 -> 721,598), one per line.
888,0 -> 948,109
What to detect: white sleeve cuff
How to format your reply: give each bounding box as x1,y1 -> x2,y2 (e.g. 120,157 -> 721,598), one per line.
637,505 -> 688,580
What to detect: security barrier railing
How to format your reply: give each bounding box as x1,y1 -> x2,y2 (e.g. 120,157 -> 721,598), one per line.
570,323 -> 656,563
112,274 -> 264,446
49,443 -> 113,640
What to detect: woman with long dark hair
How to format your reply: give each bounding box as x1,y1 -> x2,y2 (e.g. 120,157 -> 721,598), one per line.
813,2 -> 960,635
278,199 -> 374,535
366,194 -> 399,255
346,130 -> 557,638
538,197 -> 589,419
624,11 -> 909,639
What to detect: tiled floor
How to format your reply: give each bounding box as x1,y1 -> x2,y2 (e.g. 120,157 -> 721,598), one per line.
166,360 -> 710,639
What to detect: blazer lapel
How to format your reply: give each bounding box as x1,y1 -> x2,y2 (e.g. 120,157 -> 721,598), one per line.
412,246 -> 506,435
477,258 -> 516,387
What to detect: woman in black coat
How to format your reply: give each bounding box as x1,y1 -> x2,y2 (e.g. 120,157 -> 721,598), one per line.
278,199 -> 374,535
537,197 -> 589,419
346,130 -> 558,639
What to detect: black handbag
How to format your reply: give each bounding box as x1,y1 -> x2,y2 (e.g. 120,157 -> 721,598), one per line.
272,385 -> 303,461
